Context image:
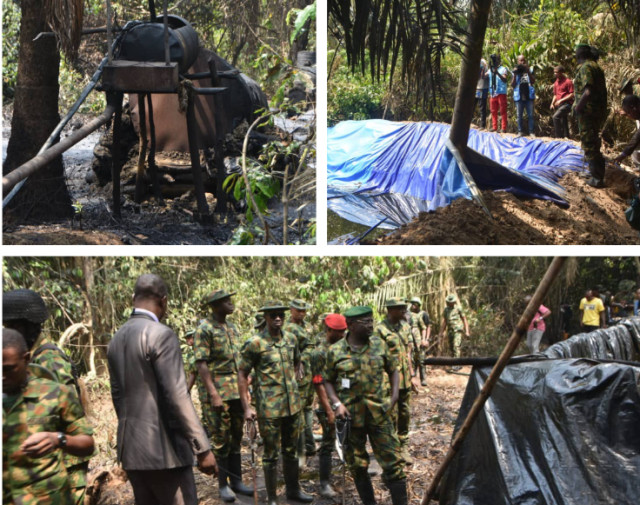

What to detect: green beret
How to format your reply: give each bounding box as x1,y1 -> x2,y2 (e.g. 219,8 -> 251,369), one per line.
290,299 -> 310,310
409,297 -> 421,305
258,300 -> 290,312
254,313 -> 266,328
446,294 -> 457,303
344,306 -> 373,318
575,43 -> 590,50
385,297 -> 407,308
206,289 -> 235,304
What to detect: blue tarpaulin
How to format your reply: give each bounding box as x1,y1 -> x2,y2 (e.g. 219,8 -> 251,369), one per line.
328,120 -> 585,229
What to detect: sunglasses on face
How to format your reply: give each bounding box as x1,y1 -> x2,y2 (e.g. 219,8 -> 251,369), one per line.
267,312 -> 285,319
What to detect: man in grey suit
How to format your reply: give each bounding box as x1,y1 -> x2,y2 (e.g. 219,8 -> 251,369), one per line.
108,274 -> 217,505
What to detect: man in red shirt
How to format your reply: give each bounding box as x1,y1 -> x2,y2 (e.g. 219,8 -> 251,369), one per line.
550,65 -> 574,138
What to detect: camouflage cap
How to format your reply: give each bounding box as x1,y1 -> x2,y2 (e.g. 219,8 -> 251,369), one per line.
344,306 -> 373,318
385,297 -> 407,308
205,289 -> 236,304
619,75 -> 636,94
185,329 -> 196,339
446,294 -> 457,303
254,313 -> 266,328
258,300 -> 290,312
409,297 -> 422,305
290,299 -> 310,310
3,289 -> 49,323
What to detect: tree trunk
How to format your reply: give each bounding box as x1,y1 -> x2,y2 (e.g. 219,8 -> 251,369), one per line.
3,0 -> 72,221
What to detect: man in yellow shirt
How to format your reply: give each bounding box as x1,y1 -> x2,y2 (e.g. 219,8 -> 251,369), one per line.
579,289 -> 606,332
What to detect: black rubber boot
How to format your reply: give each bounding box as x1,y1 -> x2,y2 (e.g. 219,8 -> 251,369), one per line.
318,453 -> 338,499
419,365 -> 428,386
386,479 -> 408,505
229,452 -> 254,496
217,456 -> 237,502
283,458 -> 314,502
263,463 -> 279,505
353,471 -> 377,505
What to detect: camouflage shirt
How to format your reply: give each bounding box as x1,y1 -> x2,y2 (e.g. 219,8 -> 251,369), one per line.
444,305 -> 466,333
31,340 -> 76,388
310,338 -> 330,380
574,60 -> 607,118
284,320 -> 315,388
373,318 -> 412,390
194,318 -> 242,401
239,328 -> 301,419
325,335 -> 397,428
3,375 -> 93,505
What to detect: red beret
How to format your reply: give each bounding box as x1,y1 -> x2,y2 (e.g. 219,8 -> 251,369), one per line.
325,313 -> 347,330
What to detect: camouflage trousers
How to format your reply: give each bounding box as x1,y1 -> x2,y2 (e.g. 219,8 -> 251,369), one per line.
67,461 -> 89,505
196,382 -> 214,437
5,482 -> 74,505
449,330 -> 464,358
204,398 -> 245,457
345,410 -> 405,484
258,412 -> 302,465
298,380 -> 316,455
577,113 -> 605,179
411,330 -> 426,370
315,409 -> 336,457
391,389 -> 411,446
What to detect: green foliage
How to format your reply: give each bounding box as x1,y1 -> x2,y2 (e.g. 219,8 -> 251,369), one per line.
58,59 -> 106,113
2,0 -> 21,103
289,2 -> 316,45
223,158 -> 280,223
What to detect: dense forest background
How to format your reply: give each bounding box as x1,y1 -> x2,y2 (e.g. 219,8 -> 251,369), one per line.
328,0 -> 639,141
3,256 -> 639,379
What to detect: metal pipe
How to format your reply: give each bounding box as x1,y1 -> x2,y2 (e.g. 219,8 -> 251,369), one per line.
2,104 -> 116,197
163,0 -> 170,65
192,87 -> 227,95
106,0 -> 113,63
182,70 -> 240,80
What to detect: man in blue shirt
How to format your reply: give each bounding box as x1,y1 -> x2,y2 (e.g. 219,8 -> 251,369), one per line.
511,55 -> 536,137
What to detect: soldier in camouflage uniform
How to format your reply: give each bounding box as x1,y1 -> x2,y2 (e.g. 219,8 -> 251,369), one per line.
184,329 -> 214,438
409,297 -> 431,386
438,294 -> 470,364
284,299 -> 317,462
310,313 -> 347,498
194,290 -> 253,502
324,306 -> 408,505
3,289 -> 90,505
238,301 -> 313,505
573,43 -> 608,188
373,298 -> 420,465
3,328 -> 95,505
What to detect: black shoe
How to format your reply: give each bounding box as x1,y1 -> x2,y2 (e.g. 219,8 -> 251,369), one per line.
217,456 -> 236,502
228,453 -> 254,496
263,463 -> 279,505
283,458 -> 314,502
353,472 -> 377,505
586,177 -> 605,188
386,480 -> 408,505
318,453 -> 337,498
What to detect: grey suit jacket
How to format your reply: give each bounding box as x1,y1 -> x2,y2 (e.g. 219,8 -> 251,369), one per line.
107,312 -> 210,470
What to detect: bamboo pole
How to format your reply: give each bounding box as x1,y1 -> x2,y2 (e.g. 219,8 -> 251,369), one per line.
421,257 -> 567,504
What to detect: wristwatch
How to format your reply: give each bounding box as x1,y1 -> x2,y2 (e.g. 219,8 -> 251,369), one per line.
331,401 -> 342,411
57,432 -> 67,448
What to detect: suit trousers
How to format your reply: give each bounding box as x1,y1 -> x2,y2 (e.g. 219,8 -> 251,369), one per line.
127,467 -> 198,505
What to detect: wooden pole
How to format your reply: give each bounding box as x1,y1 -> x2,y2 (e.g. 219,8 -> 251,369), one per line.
421,257 -> 567,504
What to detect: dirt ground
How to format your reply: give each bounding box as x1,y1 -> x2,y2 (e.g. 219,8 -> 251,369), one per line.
374,157 -> 640,245
85,367 -> 469,505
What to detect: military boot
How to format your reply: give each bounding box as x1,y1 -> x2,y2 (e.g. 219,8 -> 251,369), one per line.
419,365 -> 428,387
263,463 -> 279,505
217,456 -> 237,502
228,452 -> 254,496
386,479 -> 408,505
353,470 -> 377,505
283,458 -> 314,502
318,453 -> 338,499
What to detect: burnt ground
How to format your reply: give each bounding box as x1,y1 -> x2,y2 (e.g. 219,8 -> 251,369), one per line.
358,136 -> 640,245
85,367 -> 469,505
2,109 -> 316,245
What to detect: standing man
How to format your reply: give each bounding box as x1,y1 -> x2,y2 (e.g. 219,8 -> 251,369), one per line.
475,57 -> 489,129
310,313 -> 347,498
107,274 -> 217,505
284,299 -> 317,464
3,289 -> 90,505
488,54 -> 509,133
524,295 -> 552,354
238,301 -> 313,505
573,43 -> 608,188
409,297 -> 431,386
511,54 -> 536,137
324,306 -> 407,505
550,65 -> 574,138
3,328 -> 95,505
373,298 -> 420,465
614,95 -> 640,165
195,290 -> 253,502
579,289 -> 606,332
438,294 -> 470,362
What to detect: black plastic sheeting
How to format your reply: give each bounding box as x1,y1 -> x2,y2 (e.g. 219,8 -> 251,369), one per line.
439,319 -> 640,505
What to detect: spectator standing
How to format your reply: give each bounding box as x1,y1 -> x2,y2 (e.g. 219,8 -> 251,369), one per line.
524,295 -> 551,353
550,66 -> 574,138
488,54 -> 509,132
475,58 -> 489,129
579,289 -> 606,333
511,55 -> 536,137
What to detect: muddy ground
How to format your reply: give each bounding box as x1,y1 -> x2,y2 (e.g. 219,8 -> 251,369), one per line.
372,151 -> 640,245
3,110 -> 315,245
85,367 -> 469,505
